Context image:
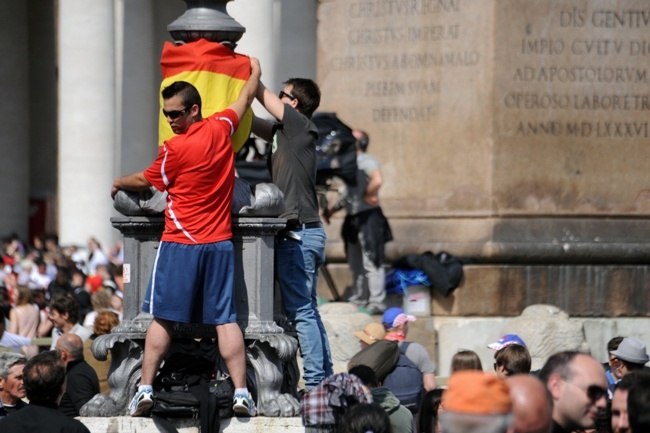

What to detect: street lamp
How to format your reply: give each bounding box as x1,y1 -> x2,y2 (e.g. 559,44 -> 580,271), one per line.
168,0 -> 245,48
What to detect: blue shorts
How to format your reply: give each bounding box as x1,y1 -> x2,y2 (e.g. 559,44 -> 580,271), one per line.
142,240 -> 236,325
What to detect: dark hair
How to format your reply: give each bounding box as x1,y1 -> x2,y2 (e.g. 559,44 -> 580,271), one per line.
349,364 -> 380,388
416,389 -> 444,433
343,403 -> 392,433
50,293 -> 80,324
162,81 -> 202,112
628,371 -> 650,433
23,351 -> 66,405
621,358 -> 646,372
451,350 -> 484,373
495,344 -> 531,376
283,78 -> 320,118
538,351 -> 581,384
607,336 -> 624,353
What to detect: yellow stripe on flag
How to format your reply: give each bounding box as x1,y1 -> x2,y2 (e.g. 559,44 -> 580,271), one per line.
159,70 -> 252,151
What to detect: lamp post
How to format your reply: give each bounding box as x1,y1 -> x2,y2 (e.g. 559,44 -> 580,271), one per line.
168,0 -> 245,48
81,0 -> 302,418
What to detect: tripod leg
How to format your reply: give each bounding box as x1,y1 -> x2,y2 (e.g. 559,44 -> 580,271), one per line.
320,261 -> 341,301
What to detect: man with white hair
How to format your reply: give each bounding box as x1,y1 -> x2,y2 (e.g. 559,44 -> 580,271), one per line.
0,351 -> 91,432
0,352 -> 28,417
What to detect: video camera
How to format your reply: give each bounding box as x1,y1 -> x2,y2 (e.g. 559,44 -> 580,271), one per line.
312,112 -> 358,188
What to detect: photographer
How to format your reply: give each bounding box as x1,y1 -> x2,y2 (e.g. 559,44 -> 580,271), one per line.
324,130 -> 392,315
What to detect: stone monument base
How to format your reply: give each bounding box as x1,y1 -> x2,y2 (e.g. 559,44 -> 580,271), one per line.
318,263 -> 650,317
80,416 -> 303,433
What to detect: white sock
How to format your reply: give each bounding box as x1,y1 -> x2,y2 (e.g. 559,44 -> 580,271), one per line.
235,387 -> 248,396
139,385 -> 153,392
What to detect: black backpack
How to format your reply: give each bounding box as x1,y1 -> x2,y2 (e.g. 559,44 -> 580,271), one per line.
348,340 -> 400,382
382,342 -> 424,414
151,339 -> 234,433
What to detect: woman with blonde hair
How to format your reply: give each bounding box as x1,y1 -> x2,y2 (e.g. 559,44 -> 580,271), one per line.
8,285 -> 40,357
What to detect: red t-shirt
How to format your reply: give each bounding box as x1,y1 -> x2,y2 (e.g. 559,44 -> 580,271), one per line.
144,109 -> 239,244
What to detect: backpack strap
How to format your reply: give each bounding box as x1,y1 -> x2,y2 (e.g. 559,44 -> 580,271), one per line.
399,341 -> 410,355
187,375 -> 219,433
151,414 -> 180,433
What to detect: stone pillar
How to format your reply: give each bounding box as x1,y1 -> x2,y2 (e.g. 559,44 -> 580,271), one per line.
28,1 -> 58,235
0,2 -> 30,238
229,0 -> 317,108
58,0 -> 116,247
120,0 -> 160,176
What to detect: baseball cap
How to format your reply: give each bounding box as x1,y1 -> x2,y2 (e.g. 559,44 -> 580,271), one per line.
443,371 -> 512,415
382,307 -> 416,329
488,334 -> 526,351
353,322 -> 386,345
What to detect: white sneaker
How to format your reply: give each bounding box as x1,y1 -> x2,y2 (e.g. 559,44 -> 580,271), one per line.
129,388 -> 154,417
232,392 -> 256,416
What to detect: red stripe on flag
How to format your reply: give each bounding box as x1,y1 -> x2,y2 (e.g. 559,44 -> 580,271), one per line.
160,39 -> 251,80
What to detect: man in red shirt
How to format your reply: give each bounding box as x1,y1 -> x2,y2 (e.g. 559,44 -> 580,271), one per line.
111,58 -> 261,417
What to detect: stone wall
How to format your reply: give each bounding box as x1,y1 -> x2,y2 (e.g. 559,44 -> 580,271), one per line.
316,0 -> 650,317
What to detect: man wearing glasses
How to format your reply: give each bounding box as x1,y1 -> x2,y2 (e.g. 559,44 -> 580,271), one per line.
251,78 -> 333,390
539,351 -> 608,433
111,58 -> 261,417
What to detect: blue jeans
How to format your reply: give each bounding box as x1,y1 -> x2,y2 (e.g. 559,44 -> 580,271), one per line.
276,226 -> 333,389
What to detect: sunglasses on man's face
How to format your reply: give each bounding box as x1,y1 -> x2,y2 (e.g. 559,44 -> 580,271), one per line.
584,384 -> 607,402
566,380 -> 607,403
278,90 -> 297,101
162,106 -> 191,120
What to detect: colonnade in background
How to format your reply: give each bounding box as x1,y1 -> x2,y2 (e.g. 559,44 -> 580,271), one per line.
0,0 -> 315,249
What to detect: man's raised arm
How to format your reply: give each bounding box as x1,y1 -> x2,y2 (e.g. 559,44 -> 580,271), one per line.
228,57 -> 261,122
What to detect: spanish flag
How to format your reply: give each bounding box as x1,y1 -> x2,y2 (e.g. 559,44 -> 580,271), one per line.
159,38 -> 252,151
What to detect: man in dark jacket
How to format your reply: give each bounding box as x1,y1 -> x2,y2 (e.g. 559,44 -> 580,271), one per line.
55,333 -> 99,416
0,351 -> 90,432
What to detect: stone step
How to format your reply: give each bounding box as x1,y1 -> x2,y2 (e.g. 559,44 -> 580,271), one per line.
80,416 -> 304,433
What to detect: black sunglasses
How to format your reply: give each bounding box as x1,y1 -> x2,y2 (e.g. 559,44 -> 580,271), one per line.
585,385 -> 607,402
162,106 -> 191,120
278,90 -> 297,101
566,380 -> 607,403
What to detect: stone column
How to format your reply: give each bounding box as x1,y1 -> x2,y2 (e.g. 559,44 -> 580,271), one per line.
228,0 -> 317,110
0,2 -> 30,237
58,0 -> 116,247
120,0 -> 160,176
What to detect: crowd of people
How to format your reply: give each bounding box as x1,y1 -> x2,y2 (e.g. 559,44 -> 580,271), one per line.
0,232 -> 122,424
1,233 -> 124,344
335,319 -> 650,433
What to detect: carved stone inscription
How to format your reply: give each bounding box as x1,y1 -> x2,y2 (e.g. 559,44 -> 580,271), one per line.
317,1 -> 493,214
320,0 -> 474,125
497,2 -> 650,140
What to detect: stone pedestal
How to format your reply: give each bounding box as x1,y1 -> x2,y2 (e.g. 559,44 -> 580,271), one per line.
82,216 -> 301,417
